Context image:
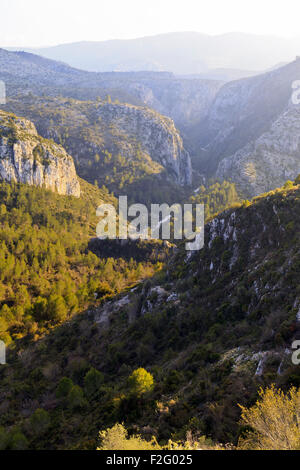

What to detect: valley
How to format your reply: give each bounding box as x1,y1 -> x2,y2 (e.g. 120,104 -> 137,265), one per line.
0,41 -> 299,451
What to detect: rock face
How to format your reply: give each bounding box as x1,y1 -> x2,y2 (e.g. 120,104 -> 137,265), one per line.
3,97 -> 192,187
0,111 -> 80,197
196,59 -> 300,176
217,104 -> 300,196
0,48 -> 222,133
96,77 -> 223,131
0,49 -> 224,161
94,103 -> 192,185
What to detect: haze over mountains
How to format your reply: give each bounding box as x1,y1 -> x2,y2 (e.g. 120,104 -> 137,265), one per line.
8,32 -> 300,78
3,46 -> 300,198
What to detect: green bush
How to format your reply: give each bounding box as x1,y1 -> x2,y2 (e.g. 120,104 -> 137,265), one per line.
56,377 -> 73,399
84,368 -> 104,398
67,385 -> 86,410
128,368 -> 154,396
29,408 -> 51,435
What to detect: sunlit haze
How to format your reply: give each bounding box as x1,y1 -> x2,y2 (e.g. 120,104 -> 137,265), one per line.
1,0 -> 300,47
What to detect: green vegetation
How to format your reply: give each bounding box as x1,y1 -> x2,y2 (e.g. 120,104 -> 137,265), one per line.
84,368 -> 104,397
0,180 -> 162,344
128,368 -> 154,396
0,182 -> 299,449
189,180 -> 241,220
97,422 -> 220,450
97,385 -> 300,450
2,51 -> 300,452
2,96 -> 189,206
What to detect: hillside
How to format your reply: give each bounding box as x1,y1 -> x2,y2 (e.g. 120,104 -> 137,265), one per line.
0,48 -> 223,156
185,58 -> 300,200
1,95 -> 192,203
0,177 -> 168,349
0,48 -> 145,105
5,47 -> 300,201
217,104 -> 300,197
195,59 -> 300,172
0,180 -> 299,449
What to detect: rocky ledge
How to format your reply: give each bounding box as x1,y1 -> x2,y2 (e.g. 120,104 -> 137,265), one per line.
0,110 -> 80,197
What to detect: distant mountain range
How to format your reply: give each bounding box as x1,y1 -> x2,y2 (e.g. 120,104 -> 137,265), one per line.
6,32 -> 300,76
0,47 -> 224,144
3,46 -> 300,198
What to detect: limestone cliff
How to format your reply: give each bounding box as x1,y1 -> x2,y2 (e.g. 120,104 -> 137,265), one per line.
196,59 -> 300,175
3,97 -> 192,188
0,111 -> 80,197
216,104 -> 300,197
96,76 -> 223,129
93,102 -> 192,185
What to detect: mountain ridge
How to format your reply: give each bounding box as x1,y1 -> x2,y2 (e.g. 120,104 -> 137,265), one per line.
9,32 -> 300,74
193,58 -> 300,195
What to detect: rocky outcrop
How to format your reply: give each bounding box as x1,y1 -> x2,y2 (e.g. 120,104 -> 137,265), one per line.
94,103 -> 192,185
97,77 -> 223,129
0,49 -> 222,139
3,97 -> 192,187
196,59 -> 300,175
0,111 -> 80,196
216,104 -> 300,197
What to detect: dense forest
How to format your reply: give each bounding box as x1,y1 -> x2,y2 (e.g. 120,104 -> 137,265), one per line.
0,180 -> 164,346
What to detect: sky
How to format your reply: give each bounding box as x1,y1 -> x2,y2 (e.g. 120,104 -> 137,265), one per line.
1,0 -> 300,47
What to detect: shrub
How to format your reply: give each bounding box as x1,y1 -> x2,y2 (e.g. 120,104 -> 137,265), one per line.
128,368 -> 154,396
97,423 -> 222,450
84,368 -> 104,398
9,431 -> 28,450
56,377 -> 73,399
0,426 -> 9,450
97,423 -> 160,450
238,385 -> 300,450
29,408 -> 51,435
67,385 -> 86,410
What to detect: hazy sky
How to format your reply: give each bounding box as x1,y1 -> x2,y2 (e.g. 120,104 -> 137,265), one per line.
1,0 -> 300,47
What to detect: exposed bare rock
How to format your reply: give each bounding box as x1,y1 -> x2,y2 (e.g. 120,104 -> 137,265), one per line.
197,58 -> 300,176
94,103 -> 192,185
4,97 -> 192,187
217,104 -> 300,197
0,110 -> 80,197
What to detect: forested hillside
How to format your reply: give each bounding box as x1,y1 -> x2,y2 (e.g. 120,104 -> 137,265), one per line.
0,180 -> 299,449
0,180 -> 164,348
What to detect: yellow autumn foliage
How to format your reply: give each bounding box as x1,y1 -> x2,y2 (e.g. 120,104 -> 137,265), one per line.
238,385 -> 300,450
97,423 -> 222,450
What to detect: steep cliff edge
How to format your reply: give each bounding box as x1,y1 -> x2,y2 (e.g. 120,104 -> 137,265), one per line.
217,104 -> 300,197
0,48 -> 223,163
93,102 -> 192,185
93,76 -> 223,131
3,96 -> 192,190
0,110 -> 80,196
196,59 -> 300,175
